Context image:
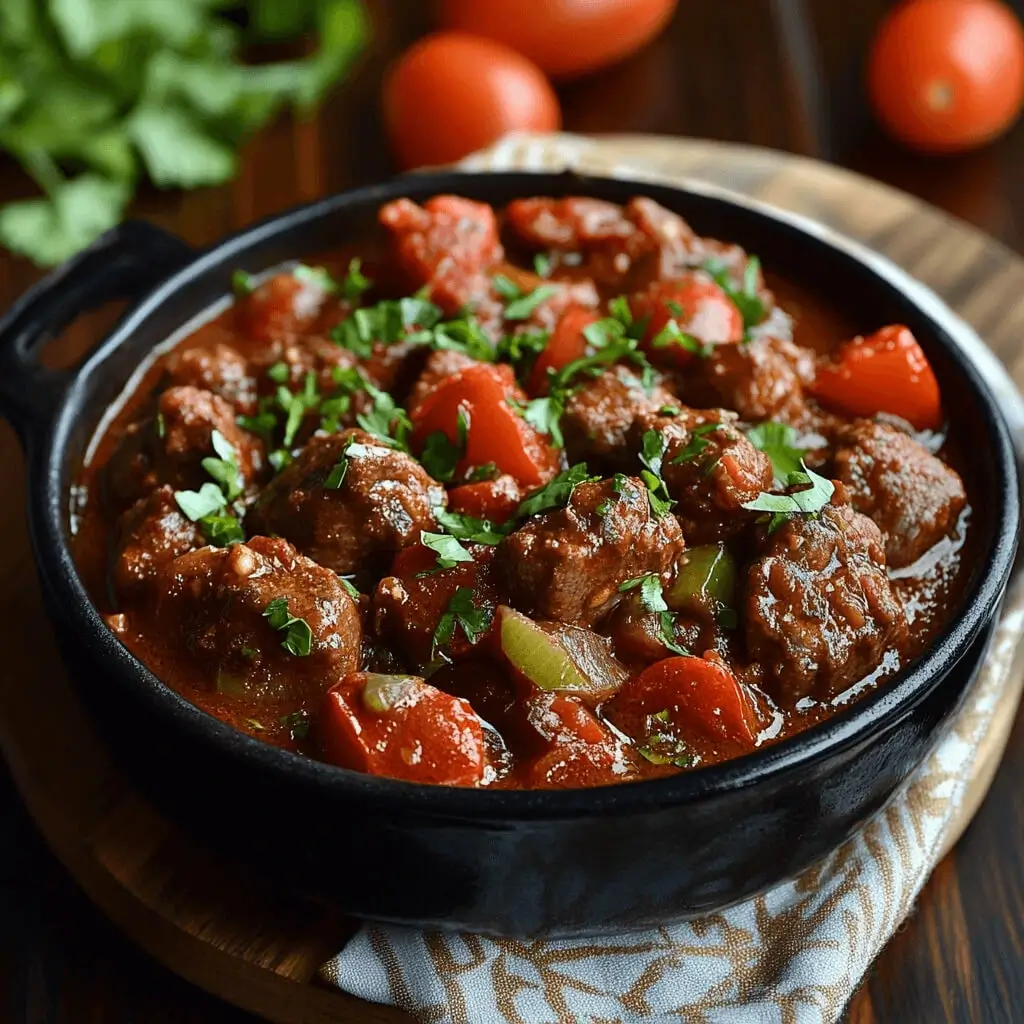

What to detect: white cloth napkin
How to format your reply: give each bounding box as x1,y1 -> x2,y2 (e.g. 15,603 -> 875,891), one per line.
320,133 -> 1024,1024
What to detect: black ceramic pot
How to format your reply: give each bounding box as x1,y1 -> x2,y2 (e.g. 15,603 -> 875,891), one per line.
0,172 -> 1017,938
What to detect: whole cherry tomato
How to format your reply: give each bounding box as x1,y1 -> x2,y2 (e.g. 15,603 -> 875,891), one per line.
868,0 -> 1024,152
383,32 -> 561,169
438,0 -> 678,80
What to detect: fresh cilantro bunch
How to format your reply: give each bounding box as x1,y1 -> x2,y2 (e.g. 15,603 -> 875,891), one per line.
0,0 -> 368,266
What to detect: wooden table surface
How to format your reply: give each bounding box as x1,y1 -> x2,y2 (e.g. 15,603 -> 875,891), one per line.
1,2 -> 1022,1022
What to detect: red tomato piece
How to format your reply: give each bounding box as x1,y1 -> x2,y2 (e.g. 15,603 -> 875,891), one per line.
447,474 -> 523,525
811,324 -> 943,431
610,654 -> 757,748
526,306 -> 599,396
522,690 -> 636,788
235,273 -> 327,346
634,274 -> 744,368
383,32 -> 561,170
438,0 -> 679,81
320,671 -> 488,786
410,363 -> 559,487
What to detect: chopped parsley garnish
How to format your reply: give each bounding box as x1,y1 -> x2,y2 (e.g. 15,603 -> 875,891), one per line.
340,258 -> 372,301
745,421 -> 807,485
430,316 -> 494,361
355,380 -> 412,450
638,719 -> 698,767
652,319 -> 713,358
496,328 -> 549,372
231,269 -> 255,296
672,423 -> 724,466
155,412 -> 166,438
267,361 -> 290,384
467,462 -> 499,483
658,405 -> 681,417
420,531 -> 475,571
277,372 -> 319,448
236,408 -> 277,441
280,710 -> 311,741
516,394 -> 566,447
742,462 -> 836,532
514,463 -> 599,520
262,597 -> 313,657
420,430 -> 462,483
638,430 -> 675,517
201,429 -> 243,501
338,576 -> 361,600
703,255 -> 765,330
433,508 -> 505,545
502,283 -> 559,321
324,453 -> 349,489
269,449 -> 292,473
595,499 -> 612,516
199,513 -> 245,547
431,586 -> 493,658
618,573 -> 688,656
491,273 -> 521,301
293,264 -> 338,293
318,395 -> 351,434
332,296 -> 444,356
174,482 -> 227,521
533,253 -> 551,278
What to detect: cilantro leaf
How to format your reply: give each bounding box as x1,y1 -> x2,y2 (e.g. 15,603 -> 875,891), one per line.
420,531 -> 475,571
533,253 -> 551,278
280,710 -> 311,741
515,464 -> 599,520
619,573 -> 669,613
174,482 -> 227,521
503,284 -> 559,320
745,421 -> 807,485
671,423 -> 724,466
741,462 -> 836,531
433,508 -> 505,545
431,586 -> 493,657
491,273 -> 522,300
652,319 -> 713,358
232,269 -> 255,296
200,429 -> 243,500
237,409 -> 277,441
355,381 -> 412,450
199,513 -> 245,547
338,576 -> 361,600
340,257 -> 372,301
638,430 -> 675,517
262,597 -> 313,657
703,256 -> 765,330
420,430 -> 462,483
293,264 -> 338,293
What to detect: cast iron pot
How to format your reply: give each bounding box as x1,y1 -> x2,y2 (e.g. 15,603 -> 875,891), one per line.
0,171 -> 1018,938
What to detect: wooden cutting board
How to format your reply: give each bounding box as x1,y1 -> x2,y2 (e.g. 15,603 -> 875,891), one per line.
1,135 -> 1022,1024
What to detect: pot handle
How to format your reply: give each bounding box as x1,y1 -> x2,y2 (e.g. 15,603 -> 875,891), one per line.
0,220 -> 195,440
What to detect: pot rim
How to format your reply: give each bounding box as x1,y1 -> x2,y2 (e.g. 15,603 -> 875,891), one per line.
30,169 -> 1021,821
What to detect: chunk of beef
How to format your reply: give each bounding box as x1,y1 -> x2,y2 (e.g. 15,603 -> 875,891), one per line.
105,386 -> 264,509
165,341 -> 258,414
745,493 -> 908,704
832,420 -> 967,567
632,407 -> 773,544
561,365 -> 675,470
496,475 -> 685,626
112,485 -> 205,600
235,272 -> 331,347
140,536 -> 361,703
379,196 -> 504,322
246,429 -> 444,574
680,335 -> 817,426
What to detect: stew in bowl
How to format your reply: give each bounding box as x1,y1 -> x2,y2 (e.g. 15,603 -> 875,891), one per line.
72,192 -> 977,791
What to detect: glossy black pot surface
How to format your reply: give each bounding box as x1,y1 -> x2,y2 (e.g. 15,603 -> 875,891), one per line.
0,172 -> 1017,937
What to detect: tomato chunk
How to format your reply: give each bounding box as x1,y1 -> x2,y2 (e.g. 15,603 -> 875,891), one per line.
608,653 -> 758,749
410,363 -> 559,486
320,671 -> 488,786
811,324 -> 942,431
522,690 -> 637,788
634,274 -> 744,368
526,306 -> 599,396
447,474 -> 523,524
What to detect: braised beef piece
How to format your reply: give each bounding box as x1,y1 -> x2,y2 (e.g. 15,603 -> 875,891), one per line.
246,429 -> 444,574
111,485 -> 205,600
631,407 -> 773,544
496,475 -> 685,626
165,340 -> 258,414
832,420 -> 967,568
121,536 -> 361,703
105,385 -> 264,509
744,488 -> 908,704
379,196 -> 504,324
561,365 -> 676,471
235,271 -> 331,347
679,335 -> 817,427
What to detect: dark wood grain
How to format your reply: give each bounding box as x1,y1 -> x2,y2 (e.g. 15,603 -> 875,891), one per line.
0,2 -> 1022,1022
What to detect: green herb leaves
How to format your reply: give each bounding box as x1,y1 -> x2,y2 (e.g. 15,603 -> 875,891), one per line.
432,587 -> 493,658
434,508 -> 505,545
175,482 -> 228,521
515,463 -> 599,520
262,597 -> 313,657
742,462 -> 836,531
745,421 -> 807,485
671,423 -> 723,466
618,574 -> 688,656
201,429 -> 244,500
174,429 -> 245,546
703,256 -> 765,331
638,430 -> 675,517
420,531 -> 474,571
0,1 -> 368,266
503,284 -> 559,321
